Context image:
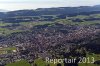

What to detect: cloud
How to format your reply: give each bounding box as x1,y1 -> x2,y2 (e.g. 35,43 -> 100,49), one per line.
0,0 -> 100,10
0,0 -> 64,3
0,2 -> 67,11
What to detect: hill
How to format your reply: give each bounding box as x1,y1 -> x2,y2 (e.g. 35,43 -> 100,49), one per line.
1,5 -> 100,22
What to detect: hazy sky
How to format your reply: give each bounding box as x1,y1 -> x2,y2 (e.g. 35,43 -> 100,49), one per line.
0,0 -> 100,11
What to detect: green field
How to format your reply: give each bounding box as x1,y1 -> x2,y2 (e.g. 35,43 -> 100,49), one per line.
6,60 -> 30,66
5,53 -> 100,66
0,47 -> 16,54
0,16 -> 100,35
0,22 -> 12,26
56,19 -> 100,26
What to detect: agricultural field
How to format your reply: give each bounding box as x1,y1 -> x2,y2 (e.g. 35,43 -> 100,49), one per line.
0,47 -> 16,54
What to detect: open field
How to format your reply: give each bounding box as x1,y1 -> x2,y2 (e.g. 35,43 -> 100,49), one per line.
5,53 -> 100,66
0,47 -> 16,54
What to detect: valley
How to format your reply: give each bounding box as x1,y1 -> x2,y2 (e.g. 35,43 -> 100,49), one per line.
0,6 -> 100,66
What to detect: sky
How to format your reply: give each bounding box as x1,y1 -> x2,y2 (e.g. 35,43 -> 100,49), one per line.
0,0 -> 100,11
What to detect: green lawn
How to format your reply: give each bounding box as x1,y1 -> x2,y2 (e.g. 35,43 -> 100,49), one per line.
34,58 -> 64,66
0,22 -> 11,26
6,60 -> 30,66
4,47 -> 16,51
0,47 -> 16,54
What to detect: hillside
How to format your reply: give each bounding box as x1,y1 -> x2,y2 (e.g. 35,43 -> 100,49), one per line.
0,5 -> 100,23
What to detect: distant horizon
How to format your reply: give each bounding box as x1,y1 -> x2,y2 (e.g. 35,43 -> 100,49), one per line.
1,5 -> 100,12
0,0 -> 100,11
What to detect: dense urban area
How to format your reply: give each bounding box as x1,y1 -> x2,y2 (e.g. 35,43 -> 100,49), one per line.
0,5 -> 100,66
